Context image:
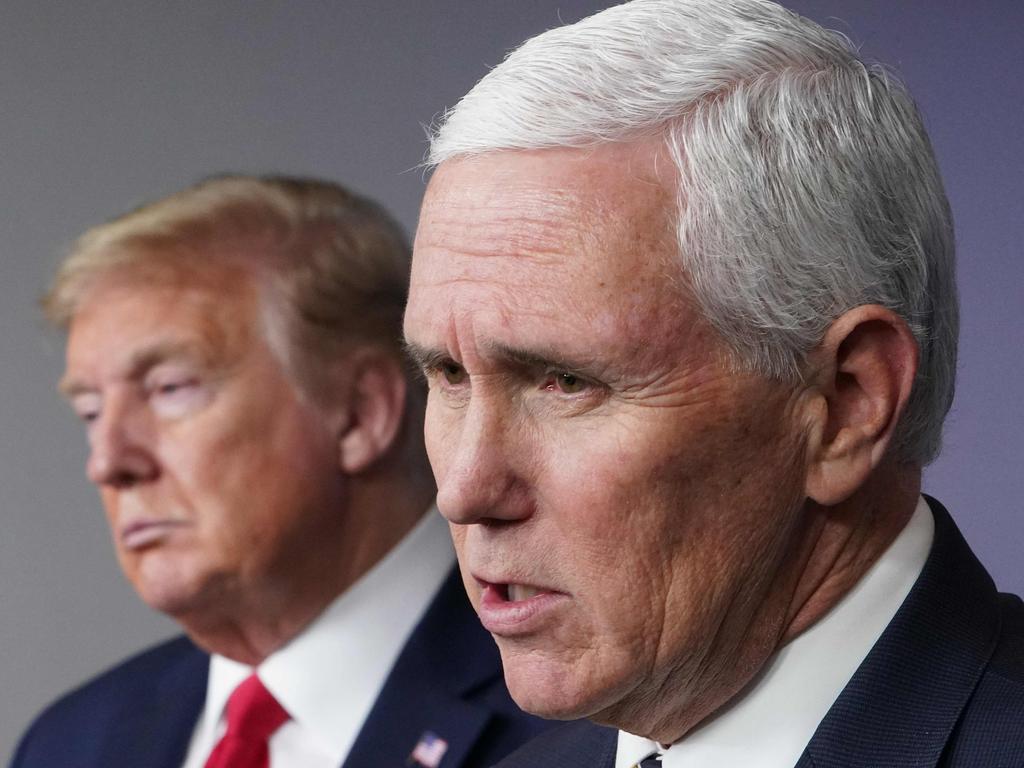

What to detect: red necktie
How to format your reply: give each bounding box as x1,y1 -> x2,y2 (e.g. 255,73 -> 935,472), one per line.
204,674 -> 290,768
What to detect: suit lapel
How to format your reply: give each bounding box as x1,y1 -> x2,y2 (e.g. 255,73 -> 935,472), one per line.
577,725 -> 618,768
495,721 -> 618,768
544,722 -> 618,768
343,566 -> 505,768
99,640 -> 208,768
798,498 -> 1001,768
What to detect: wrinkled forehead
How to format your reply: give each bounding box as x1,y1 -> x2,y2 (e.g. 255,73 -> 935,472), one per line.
411,144 -> 680,294
405,145 -> 714,370
65,261 -> 263,378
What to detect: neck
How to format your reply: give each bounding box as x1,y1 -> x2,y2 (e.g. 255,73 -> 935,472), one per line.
178,464 -> 437,666
181,595 -> 331,666
625,462 -> 921,745
781,463 -> 921,643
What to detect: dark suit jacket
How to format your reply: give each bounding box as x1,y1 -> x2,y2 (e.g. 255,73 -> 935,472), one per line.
11,567 -> 552,768
494,499 -> 1024,767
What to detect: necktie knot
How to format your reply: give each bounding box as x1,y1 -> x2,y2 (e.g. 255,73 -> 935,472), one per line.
204,674 -> 290,768
225,674 -> 290,740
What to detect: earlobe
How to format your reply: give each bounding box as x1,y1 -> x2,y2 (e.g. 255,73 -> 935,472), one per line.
804,306 -> 918,505
335,349 -> 408,474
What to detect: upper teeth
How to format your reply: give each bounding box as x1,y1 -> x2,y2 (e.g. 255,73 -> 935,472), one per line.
508,584 -> 542,602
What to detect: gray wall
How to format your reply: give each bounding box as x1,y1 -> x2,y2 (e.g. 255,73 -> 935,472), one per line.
1,0 -> 1020,759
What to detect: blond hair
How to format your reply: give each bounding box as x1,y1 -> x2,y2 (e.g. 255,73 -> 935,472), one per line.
45,175 -> 412,398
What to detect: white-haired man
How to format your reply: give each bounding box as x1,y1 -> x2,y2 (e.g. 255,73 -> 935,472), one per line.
14,176 -> 551,768
403,1 -> 1024,765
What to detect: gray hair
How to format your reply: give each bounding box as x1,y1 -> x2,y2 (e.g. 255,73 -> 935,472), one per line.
428,0 -> 957,465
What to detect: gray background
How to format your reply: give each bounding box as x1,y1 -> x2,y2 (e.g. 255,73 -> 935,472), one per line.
1,0 -> 1021,759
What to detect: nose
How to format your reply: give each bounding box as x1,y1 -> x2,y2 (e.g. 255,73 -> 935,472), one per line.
85,396 -> 159,488
433,396 -> 533,527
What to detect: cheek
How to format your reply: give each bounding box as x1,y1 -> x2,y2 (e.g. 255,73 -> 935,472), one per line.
423,396 -> 460,482
100,488 -> 120,526
153,427 -> 271,564
449,523 -> 469,568
169,401 -> 300,495
534,416 -> 755,629
538,426 -> 667,551
537,439 -> 675,622
450,528 -> 482,607
449,523 -> 491,618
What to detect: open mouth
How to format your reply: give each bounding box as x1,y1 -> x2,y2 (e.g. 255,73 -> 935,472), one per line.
477,577 -> 565,607
490,582 -> 546,603
474,577 -> 567,635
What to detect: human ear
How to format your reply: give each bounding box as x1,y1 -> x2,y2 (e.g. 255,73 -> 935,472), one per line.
334,348 -> 408,474
803,305 -> 919,505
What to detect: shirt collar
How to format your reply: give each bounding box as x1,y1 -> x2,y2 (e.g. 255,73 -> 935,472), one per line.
203,506 -> 454,763
616,496 -> 934,768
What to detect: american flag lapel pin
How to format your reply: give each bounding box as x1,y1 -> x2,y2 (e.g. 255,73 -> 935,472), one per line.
409,730 -> 449,768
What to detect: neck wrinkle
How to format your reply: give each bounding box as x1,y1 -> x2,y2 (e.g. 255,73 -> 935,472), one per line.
782,465 -> 920,644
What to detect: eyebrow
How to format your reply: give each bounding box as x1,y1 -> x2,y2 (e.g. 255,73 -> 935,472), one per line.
402,341 -> 447,371
486,343 -> 598,376
58,339 -> 209,398
402,339 -> 600,378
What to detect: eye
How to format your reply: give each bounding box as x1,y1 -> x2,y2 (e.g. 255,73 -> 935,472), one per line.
156,381 -> 189,395
70,393 -> 102,424
441,360 -> 467,386
145,368 -> 209,418
547,372 -> 587,394
150,377 -> 198,398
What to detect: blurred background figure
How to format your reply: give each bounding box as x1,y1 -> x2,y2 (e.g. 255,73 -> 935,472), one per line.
12,176 -> 549,768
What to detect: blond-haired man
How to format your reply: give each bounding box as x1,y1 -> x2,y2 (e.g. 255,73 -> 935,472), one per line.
14,176 -> 549,768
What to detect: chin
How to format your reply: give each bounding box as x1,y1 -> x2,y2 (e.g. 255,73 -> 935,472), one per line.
127,559 -> 212,620
135,580 -> 201,618
499,645 -> 608,721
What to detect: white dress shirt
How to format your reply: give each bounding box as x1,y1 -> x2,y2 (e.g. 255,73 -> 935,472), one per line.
181,507 -> 454,768
616,496 -> 934,768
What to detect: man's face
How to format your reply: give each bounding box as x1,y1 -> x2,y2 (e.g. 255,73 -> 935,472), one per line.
405,144 -> 816,734
63,262 -> 349,623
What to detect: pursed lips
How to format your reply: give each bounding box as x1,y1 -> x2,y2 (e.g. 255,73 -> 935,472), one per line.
118,518 -> 190,551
